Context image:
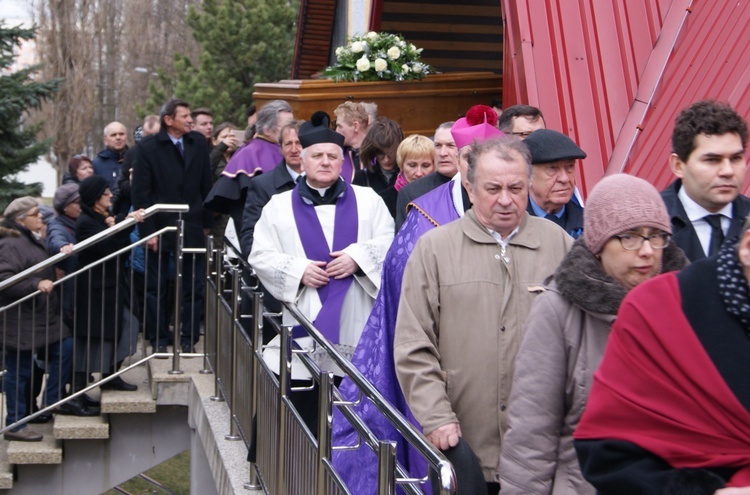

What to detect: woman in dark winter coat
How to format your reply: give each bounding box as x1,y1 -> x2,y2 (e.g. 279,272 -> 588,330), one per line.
353,117 -> 404,219
61,155 -> 94,185
46,183 -> 81,324
497,175 -> 689,495
74,176 -> 144,393
0,197 -> 75,441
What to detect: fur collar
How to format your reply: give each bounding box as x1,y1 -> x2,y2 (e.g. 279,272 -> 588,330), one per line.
554,236 -> 689,315
0,220 -> 22,239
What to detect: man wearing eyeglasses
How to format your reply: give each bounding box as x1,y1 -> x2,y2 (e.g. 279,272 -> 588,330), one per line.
498,104 -> 546,139
660,100 -> 750,262
523,129 -> 586,239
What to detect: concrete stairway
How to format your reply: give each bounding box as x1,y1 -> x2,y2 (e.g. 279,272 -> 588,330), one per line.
0,348 -> 258,494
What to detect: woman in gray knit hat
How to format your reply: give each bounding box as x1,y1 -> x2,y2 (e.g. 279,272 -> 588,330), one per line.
497,174 -> 689,495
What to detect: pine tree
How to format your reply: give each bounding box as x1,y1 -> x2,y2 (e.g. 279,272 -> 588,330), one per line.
140,0 -> 299,124
0,22 -> 61,210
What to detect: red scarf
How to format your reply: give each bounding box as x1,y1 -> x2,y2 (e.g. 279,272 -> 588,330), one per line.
575,272 -> 750,486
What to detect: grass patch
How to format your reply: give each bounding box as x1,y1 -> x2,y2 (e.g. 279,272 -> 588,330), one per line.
102,450 -> 190,494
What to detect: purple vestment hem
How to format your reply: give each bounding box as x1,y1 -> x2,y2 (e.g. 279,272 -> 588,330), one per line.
331,180 -> 461,494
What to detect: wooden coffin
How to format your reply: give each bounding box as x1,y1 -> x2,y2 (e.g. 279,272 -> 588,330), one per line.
253,72 -> 502,136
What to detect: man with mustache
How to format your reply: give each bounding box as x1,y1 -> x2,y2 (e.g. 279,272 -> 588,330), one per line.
661,100 -> 750,261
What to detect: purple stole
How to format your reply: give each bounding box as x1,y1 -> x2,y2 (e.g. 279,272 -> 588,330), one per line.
341,150 -> 356,184
291,183 -> 358,344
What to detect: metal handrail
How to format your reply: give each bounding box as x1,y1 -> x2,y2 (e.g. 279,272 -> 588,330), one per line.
283,303 -> 456,493
0,228 -> 172,312
213,235 -> 456,492
0,203 -> 189,293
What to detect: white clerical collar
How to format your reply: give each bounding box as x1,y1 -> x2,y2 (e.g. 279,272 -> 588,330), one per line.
286,165 -> 302,183
678,185 -> 733,221
308,183 -> 329,197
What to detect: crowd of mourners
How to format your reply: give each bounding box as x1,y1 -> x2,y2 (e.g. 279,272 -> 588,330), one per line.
1,94 -> 749,495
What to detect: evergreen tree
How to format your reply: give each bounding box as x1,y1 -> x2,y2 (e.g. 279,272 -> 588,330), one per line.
140,0 -> 298,124
0,22 -> 61,210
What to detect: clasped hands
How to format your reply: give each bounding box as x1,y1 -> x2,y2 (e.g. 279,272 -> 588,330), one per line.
301,252 -> 358,288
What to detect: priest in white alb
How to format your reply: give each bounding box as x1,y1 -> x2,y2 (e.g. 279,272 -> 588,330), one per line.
249,113 -> 394,400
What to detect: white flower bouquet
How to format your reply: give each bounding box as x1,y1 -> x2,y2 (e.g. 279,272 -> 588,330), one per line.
320,32 -> 435,82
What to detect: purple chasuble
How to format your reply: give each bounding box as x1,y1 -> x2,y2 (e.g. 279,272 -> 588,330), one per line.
291,183 -> 358,344
409,180 -> 462,228
222,137 -> 281,178
331,180 -> 461,495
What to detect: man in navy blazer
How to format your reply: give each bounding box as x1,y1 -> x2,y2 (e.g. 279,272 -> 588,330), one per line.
132,98 -> 213,354
661,100 -> 750,262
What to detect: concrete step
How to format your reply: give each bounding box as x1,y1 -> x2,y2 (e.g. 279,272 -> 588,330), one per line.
0,442 -> 13,489
6,424 -> 62,464
53,414 -> 109,440
100,365 -> 156,414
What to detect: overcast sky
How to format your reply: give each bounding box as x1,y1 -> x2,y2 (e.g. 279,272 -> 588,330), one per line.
1,0 -> 33,25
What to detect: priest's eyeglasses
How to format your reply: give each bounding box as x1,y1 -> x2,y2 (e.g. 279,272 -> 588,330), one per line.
613,232 -> 671,251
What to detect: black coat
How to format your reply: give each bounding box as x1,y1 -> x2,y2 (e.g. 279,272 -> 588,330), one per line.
394,171 -> 453,231
353,164 -> 398,219
0,221 -> 68,350
575,256 -> 749,494
132,129 -> 213,250
75,206 -> 133,341
112,145 -> 138,218
239,160 -> 296,258
661,179 -> 750,262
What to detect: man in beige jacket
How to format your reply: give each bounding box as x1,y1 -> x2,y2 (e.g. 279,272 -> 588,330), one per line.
394,136 -> 572,494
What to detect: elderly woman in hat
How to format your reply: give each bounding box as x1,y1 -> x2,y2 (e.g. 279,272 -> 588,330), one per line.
497,174 -> 689,494
0,197 -> 78,441
74,176 -> 145,396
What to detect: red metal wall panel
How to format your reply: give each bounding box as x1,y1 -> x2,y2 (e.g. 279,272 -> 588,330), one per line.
622,2 -> 750,194
502,0 -> 672,196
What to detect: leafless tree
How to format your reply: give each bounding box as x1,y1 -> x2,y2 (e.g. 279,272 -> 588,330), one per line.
31,0 -> 200,182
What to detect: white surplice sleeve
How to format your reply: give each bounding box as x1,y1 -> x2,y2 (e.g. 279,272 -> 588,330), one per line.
342,186 -> 395,297
248,194 -> 311,304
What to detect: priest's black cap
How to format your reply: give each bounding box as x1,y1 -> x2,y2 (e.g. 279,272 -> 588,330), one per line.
524,129 -> 587,164
299,111 -> 345,149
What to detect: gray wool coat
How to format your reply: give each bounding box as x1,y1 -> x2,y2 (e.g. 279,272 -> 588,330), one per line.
497,237 -> 688,495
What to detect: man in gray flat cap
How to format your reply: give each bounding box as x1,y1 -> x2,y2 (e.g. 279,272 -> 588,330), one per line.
524,129 -> 587,238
